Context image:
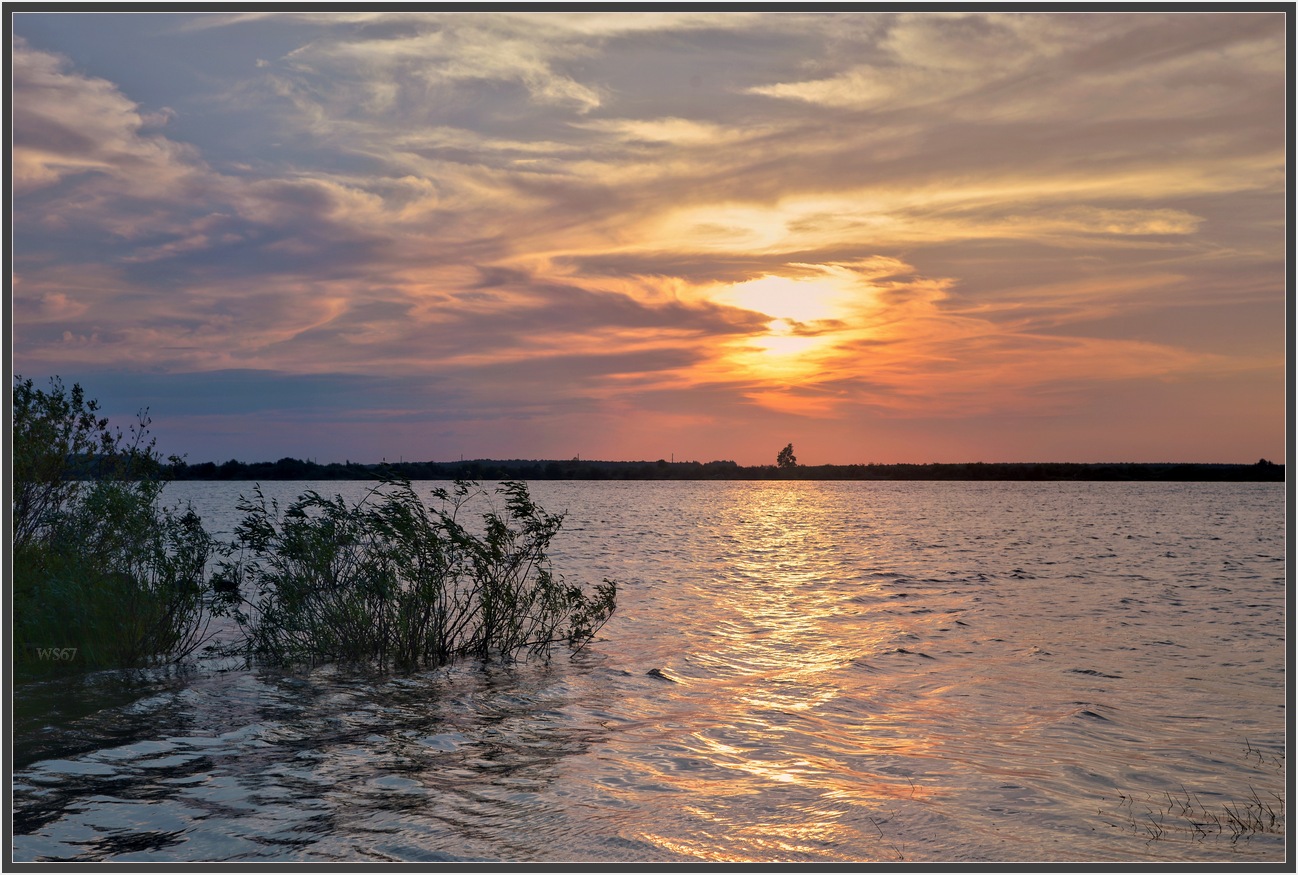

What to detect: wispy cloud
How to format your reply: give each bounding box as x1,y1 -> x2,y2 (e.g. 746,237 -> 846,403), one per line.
11,38 -> 203,196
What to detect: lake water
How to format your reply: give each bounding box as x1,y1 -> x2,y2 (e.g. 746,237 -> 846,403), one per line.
11,480 -> 1287,863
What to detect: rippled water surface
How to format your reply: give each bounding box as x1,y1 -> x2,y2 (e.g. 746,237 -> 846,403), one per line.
12,480 -> 1286,863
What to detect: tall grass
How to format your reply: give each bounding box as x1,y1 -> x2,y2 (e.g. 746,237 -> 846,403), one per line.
215,478 -> 616,670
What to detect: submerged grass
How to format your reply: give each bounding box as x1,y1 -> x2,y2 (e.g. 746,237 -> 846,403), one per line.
1101,741 -> 1285,845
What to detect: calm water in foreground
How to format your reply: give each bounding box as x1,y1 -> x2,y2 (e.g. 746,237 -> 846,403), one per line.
12,480 -> 1286,863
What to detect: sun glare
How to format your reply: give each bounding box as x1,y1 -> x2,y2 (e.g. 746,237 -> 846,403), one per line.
721,274 -> 845,324
712,272 -> 863,388
750,320 -> 824,357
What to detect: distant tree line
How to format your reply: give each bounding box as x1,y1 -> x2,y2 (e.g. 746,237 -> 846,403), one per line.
167,456 -> 1286,482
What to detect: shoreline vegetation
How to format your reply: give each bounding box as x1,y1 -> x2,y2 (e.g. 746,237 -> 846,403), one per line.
13,375 -> 616,678
169,456 -> 1286,482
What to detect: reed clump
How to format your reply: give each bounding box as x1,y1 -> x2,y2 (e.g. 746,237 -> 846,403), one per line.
214,478 -> 617,669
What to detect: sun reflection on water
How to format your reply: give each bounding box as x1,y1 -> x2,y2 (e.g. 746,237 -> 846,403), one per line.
615,482 -> 958,860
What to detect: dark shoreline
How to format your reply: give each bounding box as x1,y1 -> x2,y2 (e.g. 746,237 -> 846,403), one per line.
168,458 -> 1285,482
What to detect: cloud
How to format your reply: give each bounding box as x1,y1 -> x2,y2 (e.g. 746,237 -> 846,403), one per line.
11,38 -> 204,196
10,12 -> 1286,464
571,116 -> 752,147
274,15 -> 608,121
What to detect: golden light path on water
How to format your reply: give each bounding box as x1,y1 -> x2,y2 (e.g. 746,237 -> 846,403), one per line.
604,486 -> 950,861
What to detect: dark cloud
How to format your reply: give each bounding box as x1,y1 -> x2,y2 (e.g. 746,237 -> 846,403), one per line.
470,347 -> 701,386
552,253 -> 797,286
468,268 -> 768,334
46,369 -> 450,418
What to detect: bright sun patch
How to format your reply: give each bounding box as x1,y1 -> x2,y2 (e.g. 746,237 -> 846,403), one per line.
713,271 -> 862,390
720,273 -> 846,324
750,319 -> 824,357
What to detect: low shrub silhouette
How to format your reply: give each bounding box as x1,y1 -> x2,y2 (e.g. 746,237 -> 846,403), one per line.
13,376 -> 216,674
215,478 -> 616,669
13,375 -> 617,676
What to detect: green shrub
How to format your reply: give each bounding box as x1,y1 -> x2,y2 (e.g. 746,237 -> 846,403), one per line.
216,479 -> 616,669
12,376 -> 617,676
12,376 -> 216,675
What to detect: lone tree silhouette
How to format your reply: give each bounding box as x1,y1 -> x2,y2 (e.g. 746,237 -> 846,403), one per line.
776,443 -> 798,468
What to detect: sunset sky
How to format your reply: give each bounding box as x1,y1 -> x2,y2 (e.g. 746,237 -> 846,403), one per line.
10,10 -> 1289,466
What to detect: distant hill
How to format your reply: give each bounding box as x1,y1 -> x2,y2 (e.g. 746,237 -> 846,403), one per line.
167,457 -> 1285,482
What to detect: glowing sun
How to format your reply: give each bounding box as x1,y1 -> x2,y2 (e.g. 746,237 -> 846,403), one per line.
716,273 -> 858,381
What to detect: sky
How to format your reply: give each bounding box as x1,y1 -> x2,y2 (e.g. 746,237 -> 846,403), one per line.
9,10 -> 1290,466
